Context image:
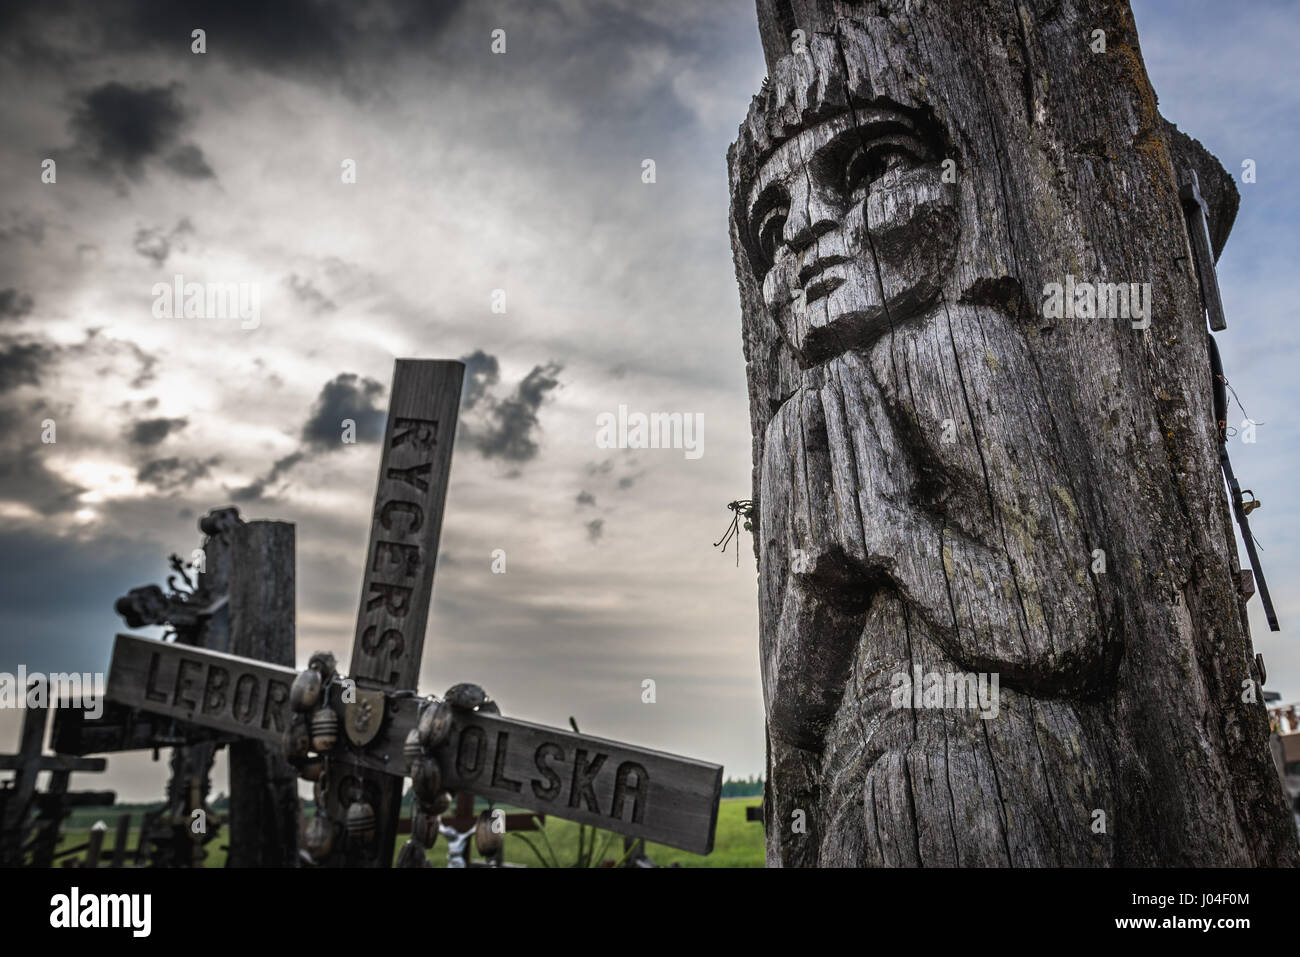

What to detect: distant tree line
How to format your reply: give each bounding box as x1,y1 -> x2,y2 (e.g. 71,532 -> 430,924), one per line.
721,775 -> 763,798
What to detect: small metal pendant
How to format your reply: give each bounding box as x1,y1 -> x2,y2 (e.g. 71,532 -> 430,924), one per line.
411,756 -> 443,807
289,668 -> 322,713
344,688 -> 386,747
474,809 -> 504,858
310,707 -> 339,753
345,800 -> 376,845
417,698 -> 454,751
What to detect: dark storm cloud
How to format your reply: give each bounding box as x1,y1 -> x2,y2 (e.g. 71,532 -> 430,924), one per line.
0,289 -> 33,320
0,329 -> 170,511
229,370 -> 387,503
229,451 -> 306,503
302,373 -> 386,449
66,81 -> 213,183
463,361 -> 563,463
162,144 -> 214,179
0,405 -> 85,514
460,350 -> 500,411
0,0 -> 467,83
0,337 -> 56,392
126,416 -> 187,447
137,455 -> 219,491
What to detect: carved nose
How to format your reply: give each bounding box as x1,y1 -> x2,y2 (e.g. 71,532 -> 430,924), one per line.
783,178 -> 839,252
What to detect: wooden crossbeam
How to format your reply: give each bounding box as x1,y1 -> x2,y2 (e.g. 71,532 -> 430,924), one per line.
106,632 -> 723,854
0,754 -> 106,773
51,686 -> 239,756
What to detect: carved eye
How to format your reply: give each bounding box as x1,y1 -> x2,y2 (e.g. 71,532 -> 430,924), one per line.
843,134 -> 927,196
755,204 -> 789,268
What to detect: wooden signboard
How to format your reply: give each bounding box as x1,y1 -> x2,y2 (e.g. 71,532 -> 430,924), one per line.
432,711 -> 721,854
105,632 -> 723,854
106,633 -> 296,747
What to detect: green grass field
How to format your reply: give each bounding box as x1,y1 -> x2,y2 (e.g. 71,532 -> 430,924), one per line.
53,796 -> 766,868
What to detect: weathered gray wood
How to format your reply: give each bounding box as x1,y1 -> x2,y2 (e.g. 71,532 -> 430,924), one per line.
106,633 -> 297,743
51,701 -> 237,755
336,359 -> 464,867
431,711 -> 720,854
349,359 -> 463,690
27,769 -> 69,869
84,821 -> 106,868
111,813 -> 131,867
158,508 -> 241,867
227,521 -> 300,867
729,0 -> 1297,866
105,634 -> 721,854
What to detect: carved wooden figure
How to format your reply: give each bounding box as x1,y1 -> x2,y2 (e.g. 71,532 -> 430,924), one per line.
727,0 -> 1296,866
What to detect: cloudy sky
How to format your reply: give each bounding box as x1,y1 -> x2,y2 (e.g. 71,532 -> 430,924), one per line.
1,0 -> 1297,804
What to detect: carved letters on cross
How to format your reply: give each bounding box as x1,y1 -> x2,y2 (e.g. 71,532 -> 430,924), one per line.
355,415 -> 442,688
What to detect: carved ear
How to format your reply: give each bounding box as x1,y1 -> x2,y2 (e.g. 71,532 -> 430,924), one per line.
1161,115 -> 1239,259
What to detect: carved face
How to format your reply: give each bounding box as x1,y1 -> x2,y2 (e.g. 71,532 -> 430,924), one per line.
740,106 -> 958,366
732,101 -> 1116,752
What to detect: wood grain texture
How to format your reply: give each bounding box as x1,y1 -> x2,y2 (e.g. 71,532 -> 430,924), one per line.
331,705 -> 722,854
336,358 -> 464,867
106,633 -> 297,746
50,700 -> 237,755
107,634 -> 721,854
730,0 -> 1297,866
226,521 -> 299,867
348,359 -> 464,691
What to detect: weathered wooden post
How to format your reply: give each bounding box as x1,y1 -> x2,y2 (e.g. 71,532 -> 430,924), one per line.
111,814 -> 131,867
322,359 -> 463,867
226,521 -> 299,867
727,0 -> 1297,865
84,820 -> 106,869
53,507 -> 301,866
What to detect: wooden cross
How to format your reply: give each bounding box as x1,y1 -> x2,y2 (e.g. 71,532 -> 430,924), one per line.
105,358 -> 723,866
0,701 -> 115,866
52,510 -> 299,867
